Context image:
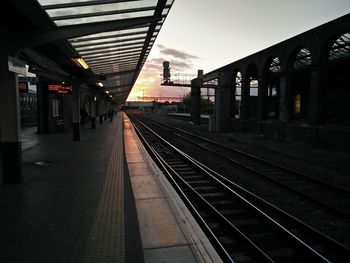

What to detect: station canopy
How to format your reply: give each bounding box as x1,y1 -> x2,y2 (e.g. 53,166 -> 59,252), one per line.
17,0 -> 174,103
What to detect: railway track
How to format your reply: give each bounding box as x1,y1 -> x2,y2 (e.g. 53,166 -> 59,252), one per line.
132,113 -> 350,218
129,115 -> 350,262
168,113 -> 350,175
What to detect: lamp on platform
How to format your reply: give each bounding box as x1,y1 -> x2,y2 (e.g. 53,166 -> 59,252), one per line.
71,57 -> 89,69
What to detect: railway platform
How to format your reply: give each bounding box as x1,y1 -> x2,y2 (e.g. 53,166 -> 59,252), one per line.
0,112 -> 220,263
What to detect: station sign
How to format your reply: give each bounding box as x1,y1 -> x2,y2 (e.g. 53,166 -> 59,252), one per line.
19,76 -> 38,84
18,81 -> 28,93
48,84 -> 72,94
8,56 -> 27,75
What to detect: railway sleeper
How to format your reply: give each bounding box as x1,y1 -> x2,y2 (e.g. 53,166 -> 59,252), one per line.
265,247 -> 296,261
229,252 -> 255,263
284,181 -> 315,188
217,235 -> 238,247
216,237 -> 255,260
156,149 -> 169,154
246,233 -> 285,250
180,174 -> 205,180
273,178 -> 308,186
219,208 -> 248,216
210,200 -> 247,212
178,171 -> 199,176
174,167 -> 195,172
321,200 -> 350,214
170,164 -> 191,168
201,192 -> 227,200
209,199 -> 236,208
163,158 -> 182,163
257,168 -> 284,174
213,227 -> 269,262
206,221 -> 221,231
223,212 -> 259,222
191,185 -> 219,194
248,232 -> 277,241
165,160 -> 183,166
186,179 -> 211,186
229,218 -> 261,228
248,232 -> 317,262
310,193 -> 349,203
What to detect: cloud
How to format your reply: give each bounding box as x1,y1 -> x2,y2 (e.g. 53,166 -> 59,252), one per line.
158,44 -> 200,60
128,45 -> 201,101
143,45 -> 201,74
143,58 -> 193,74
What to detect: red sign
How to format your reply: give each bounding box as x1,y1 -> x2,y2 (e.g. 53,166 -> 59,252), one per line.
58,85 -> 72,94
48,84 -> 72,94
19,81 -> 28,93
48,84 -> 61,92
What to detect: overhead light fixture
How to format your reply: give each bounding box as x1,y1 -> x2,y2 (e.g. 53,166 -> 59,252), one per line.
105,91 -> 109,94
71,57 -> 89,69
97,82 -> 103,87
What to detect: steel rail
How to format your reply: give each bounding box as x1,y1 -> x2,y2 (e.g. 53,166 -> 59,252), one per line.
138,114 -> 350,218
128,114 -> 339,262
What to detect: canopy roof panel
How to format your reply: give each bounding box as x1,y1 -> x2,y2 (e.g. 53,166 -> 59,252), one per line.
36,0 -> 174,102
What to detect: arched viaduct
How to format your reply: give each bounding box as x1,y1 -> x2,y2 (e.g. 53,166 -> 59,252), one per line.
203,13 -> 350,149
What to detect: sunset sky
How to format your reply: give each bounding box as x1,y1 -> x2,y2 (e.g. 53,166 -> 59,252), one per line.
127,0 -> 350,101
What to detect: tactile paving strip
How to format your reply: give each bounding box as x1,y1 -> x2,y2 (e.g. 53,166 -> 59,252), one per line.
84,113 -> 125,263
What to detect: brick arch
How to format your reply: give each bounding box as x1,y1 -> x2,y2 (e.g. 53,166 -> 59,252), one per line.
321,32 -> 350,123
244,63 -> 259,79
286,46 -> 313,121
263,56 -> 282,74
260,56 -> 282,120
287,46 -> 312,70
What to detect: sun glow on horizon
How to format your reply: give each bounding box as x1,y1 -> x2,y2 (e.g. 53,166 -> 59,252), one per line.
127,43 -> 201,102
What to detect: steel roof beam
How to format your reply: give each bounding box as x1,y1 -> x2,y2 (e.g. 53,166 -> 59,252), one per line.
133,0 -> 168,88
92,63 -> 136,71
72,29 -> 158,43
42,0 -> 141,10
102,69 -> 135,79
89,56 -> 139,65
78,41 -> 146,54
8,16 -> 159,51
83,47 -> 143,58
85,53 -> 140,63
52,6 -> 168,21
73,36 -> 146,49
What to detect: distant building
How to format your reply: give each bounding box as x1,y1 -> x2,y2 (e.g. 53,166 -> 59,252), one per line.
122,101 -> 156,112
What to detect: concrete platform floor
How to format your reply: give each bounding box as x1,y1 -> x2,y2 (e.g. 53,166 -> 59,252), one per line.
0,113 -> 220,263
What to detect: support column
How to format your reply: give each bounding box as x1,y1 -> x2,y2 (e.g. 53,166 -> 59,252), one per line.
72,85 -> 81,141
215,88 -> 224,132
190,80 -> 201,124
240,77 -> 250,120
105,101 -> 109,120
223,86 -> 234,119
279,73 -> 292,122
98,99 -> 103,124
0,53 -> 22,184
309,66 -> 326,125
91,98 -> 96,129
220,72 -> 234,131
37,81 -> 49,134
258,78 -> 268,121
